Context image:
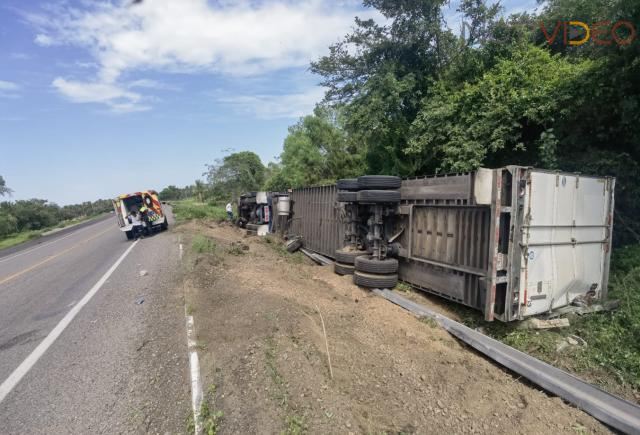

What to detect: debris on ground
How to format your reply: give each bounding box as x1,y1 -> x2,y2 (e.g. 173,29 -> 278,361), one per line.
546,300 -> 621,318
519,317 -> 570,330
300,248 -> 332,265
139,270 -> 148,277
556,335 -> 588,353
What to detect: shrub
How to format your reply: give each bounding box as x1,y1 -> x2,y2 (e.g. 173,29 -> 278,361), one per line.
192,235 -> 217,254
173,200 -> 227,223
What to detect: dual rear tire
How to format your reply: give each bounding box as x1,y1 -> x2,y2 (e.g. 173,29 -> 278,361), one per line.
334,248 -> 367,275
333,249 -> 399,289
352,255 -> 398,288
353,271 -> 398,288
336,176 -> 402,204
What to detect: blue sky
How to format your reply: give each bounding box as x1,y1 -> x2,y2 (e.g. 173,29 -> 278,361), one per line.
0,0 -> 538,205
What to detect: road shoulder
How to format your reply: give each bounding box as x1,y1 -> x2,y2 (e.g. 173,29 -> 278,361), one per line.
178,220 -> 610,435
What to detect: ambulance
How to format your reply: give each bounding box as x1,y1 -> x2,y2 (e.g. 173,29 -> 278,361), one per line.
112,190 -> 168,240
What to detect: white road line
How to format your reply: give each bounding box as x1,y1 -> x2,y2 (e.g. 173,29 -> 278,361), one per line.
186,315 -> 203,435
0,219 -> 108,264
0,240 -> 139,403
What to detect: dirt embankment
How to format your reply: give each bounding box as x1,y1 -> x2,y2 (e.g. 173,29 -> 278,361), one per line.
175,221 -> 610,434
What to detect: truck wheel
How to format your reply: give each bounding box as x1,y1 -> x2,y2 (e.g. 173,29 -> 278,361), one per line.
334,262 -> 355,275
125,230 -> 134,240
286,238 -> 303,253
353,271 -> 398,288
357,175 -> 401,190
355,256 -> 398,274
336,191 -> 358,202
356,190 -> 401,203
161,217 -> 168,231
337,178 -> 360,191
334,248 -> 367,265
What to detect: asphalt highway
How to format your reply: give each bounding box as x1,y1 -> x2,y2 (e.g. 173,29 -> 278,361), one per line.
0,211 -> 189,434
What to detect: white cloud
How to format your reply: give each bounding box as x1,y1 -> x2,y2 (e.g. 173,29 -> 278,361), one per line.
127,79 -> 179,91
217,87 -> 325,119
52,78 -> 150,113
0,80 -> 21,98
26,0 -> 370,112
0,80 -> 20,91
34,33 -> 54,46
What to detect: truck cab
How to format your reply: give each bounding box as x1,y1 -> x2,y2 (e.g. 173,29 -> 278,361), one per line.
112,190 -> 168,240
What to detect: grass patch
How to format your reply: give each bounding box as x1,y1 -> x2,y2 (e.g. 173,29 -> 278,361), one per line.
265,336 -> 288,408
395,282 -> 412,293
200,385 -> 223,435
265,336 -> 307,433
284,415 -> 307,435
173,199 -> 227,223
0,213 -> 106,251
192,235 -> 217,254
226,242 -> 247,256
0,230 -> 42,250
419,316 -> 439,328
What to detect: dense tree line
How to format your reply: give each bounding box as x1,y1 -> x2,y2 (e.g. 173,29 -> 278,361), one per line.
158,184 -> 195,201
0,174 -> 113,238
263,0 -> 640,246
162,0 -> 638,245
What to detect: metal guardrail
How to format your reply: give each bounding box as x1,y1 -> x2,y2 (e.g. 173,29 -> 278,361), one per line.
373,289 -> 640,434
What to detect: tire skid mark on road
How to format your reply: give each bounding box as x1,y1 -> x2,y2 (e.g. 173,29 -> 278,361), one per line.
0,227 -> 113,286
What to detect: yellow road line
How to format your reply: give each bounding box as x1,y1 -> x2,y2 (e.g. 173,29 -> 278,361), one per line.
0,227 -> 113,286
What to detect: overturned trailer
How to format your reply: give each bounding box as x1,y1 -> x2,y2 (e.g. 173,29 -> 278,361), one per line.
286,166 -> 615,322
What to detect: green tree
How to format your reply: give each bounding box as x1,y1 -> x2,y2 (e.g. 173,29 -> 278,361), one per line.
194,180 -> 206,203
159,185 -> 182,201
311,0 -> 464,175
205,151 -> 266,200
0,211 -> 18,237
0,175 -> 12,197
264,107 -> 365,189
408,45 -> 594,171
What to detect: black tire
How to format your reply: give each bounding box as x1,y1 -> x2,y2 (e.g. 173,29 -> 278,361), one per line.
355,256 -> 398,274
286,238 -> 303,253
334,262 -> 355,275
337,178 -> 360,191
125,230 -> 134,240
161,217 -> 168,231
357,175 -> 401,190
337,191 -> 358,202
334,248 -> 367,265
356,190 -> 401,203
353,271 -> 398,288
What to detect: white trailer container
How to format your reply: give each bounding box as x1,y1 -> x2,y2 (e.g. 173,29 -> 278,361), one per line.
516,170 -> 614,317
394,166 -> 615,321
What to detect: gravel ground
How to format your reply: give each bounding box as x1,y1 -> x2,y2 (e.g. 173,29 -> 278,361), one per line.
178,221 -> 611,435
